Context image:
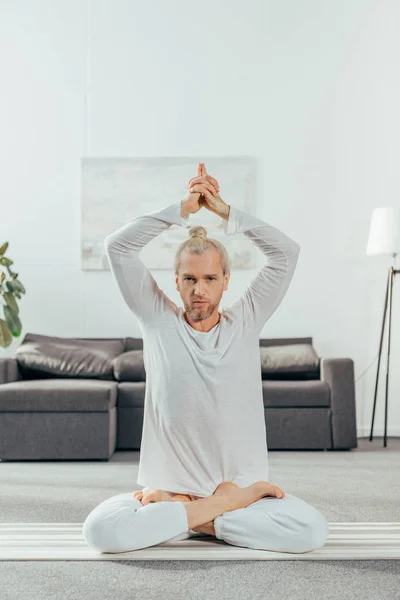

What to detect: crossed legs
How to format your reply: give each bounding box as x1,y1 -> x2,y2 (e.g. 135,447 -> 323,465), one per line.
82,488 -> 329,554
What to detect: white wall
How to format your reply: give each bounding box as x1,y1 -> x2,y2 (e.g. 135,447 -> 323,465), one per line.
1,0 -> 399,437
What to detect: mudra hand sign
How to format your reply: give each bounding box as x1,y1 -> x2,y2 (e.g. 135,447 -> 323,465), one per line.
186,162 -> 225,217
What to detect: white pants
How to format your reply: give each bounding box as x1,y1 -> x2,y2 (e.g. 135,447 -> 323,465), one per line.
82,488 -> 329,554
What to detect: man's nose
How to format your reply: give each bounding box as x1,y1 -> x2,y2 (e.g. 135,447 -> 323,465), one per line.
194,283 -> 206,294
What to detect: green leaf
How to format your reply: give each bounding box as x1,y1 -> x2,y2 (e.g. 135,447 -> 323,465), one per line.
0,242 -> 8,257
0,318 -> 13,348
12,279 -> 26,294
3,292 -> 19,314
0,257 -> 13,266
5,280 -> 25,296
4,305 -> 21,336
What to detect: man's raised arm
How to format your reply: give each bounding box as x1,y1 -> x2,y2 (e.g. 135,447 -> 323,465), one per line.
221,205 -> 300,333
104,200 -> 189,328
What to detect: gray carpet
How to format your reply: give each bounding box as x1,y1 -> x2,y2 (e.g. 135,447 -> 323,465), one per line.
0,437 -> 399,599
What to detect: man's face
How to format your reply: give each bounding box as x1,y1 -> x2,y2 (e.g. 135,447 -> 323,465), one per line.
175,248 -> 230,321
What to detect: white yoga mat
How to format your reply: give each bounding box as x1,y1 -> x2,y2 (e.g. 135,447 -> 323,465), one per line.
1,523 -> 399,560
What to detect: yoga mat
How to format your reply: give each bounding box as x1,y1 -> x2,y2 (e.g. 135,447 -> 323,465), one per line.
1,523 -> 399,560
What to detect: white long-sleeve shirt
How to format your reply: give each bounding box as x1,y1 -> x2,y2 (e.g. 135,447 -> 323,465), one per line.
104,200 -> 300,498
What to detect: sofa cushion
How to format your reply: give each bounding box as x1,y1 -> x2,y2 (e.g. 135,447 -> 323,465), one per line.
15,333 -> 124,380
112,350 -> 146,382
261,380 -> 330,407
260,343 -> 320,380
0,379 -> 118,411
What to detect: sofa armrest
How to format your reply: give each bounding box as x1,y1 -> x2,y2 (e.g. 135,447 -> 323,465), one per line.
0,357 -> 23,384
320,358 -> 358,449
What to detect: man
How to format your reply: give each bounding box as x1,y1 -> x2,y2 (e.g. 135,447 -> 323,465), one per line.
82,162 -> 329,554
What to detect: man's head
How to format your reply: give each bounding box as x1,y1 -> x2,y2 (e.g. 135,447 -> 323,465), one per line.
174,226 -> 230,322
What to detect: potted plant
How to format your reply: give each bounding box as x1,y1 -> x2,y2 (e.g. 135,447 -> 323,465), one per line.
0,242 -> 25,348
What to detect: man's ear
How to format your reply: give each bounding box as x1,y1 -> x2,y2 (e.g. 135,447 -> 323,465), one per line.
223,272 -> 230,291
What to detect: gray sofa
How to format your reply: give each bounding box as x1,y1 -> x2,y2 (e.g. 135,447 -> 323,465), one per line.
0,333 -> 358,461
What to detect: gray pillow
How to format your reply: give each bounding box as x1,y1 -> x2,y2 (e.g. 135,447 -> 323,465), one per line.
112,350 -> 146,382
15,333 -> 124,379
260,344 -> 320,380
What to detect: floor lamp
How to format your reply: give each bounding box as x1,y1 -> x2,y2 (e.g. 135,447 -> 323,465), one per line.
366,207 -> 400,447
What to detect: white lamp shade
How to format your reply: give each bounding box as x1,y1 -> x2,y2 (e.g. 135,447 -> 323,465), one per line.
366,207 -> 400,255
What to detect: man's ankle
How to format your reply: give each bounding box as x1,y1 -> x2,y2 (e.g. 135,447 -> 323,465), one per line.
192,521 -> 216,536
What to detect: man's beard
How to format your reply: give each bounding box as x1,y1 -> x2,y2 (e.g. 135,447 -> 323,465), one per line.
185,300 -> 217,321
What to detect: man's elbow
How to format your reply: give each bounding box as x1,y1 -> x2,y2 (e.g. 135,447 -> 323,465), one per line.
288,241 -> 301,257
104,235 -> 117,252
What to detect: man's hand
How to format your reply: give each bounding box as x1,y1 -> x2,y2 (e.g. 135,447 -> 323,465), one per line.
187,163 -> 230,220
187,163 -> 220,196
182,162 -> 218,216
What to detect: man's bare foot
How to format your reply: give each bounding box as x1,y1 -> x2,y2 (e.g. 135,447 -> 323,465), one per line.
213,481 -> 285,512
133,489 -> 193,506
133,488 -> 174,505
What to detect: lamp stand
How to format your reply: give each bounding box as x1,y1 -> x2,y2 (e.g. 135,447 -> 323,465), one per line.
369,256 -> 399,447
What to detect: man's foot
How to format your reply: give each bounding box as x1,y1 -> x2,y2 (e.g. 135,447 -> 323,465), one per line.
213,481 -> 285,512
133,488 -> 193,506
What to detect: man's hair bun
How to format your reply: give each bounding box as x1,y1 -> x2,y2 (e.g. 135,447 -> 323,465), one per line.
188,226 -> 207,240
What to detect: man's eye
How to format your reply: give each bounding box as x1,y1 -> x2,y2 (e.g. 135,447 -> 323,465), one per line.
185,277 -> 215,281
